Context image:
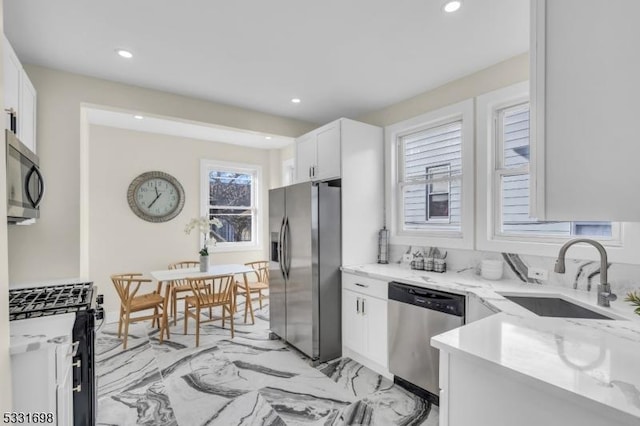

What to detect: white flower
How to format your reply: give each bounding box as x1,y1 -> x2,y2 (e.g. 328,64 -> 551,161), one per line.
185,216 -> 222,256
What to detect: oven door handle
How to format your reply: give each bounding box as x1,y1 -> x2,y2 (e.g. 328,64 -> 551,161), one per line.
69,341 -> 80,357
25,165 -> 45,208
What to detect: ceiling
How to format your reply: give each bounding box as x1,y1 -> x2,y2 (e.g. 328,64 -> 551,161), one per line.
4,0 -> 529,125
86,107 -> 294,149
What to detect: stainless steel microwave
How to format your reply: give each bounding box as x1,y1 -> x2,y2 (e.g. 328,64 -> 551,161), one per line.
6,130 -> 44,223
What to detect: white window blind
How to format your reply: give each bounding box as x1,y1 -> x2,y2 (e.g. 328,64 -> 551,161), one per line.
399,120 -> 462,232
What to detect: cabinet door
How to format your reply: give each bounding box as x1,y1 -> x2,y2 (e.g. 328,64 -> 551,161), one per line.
19,72 -> 36,153
315,123 -> 341,181
3,36 -> 21,133
342,289 -> 364,353
363,295 -> 388,368
295,134 -> 316,183
531,0 -> 640,221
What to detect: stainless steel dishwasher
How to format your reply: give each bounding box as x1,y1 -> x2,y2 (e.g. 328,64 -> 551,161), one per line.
388,282 -> 465,405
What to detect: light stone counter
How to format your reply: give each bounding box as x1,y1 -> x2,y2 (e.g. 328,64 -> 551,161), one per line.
9,313 -> 76,355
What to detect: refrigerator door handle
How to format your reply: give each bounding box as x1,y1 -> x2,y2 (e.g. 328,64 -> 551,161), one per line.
278,217 -> 287,280
284,217 -> 292,276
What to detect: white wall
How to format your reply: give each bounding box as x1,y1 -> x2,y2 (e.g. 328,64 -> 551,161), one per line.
8,65 -> 315,284
89,125 -> 279,314
0,0 -> 12,412
357,53 -> 529,127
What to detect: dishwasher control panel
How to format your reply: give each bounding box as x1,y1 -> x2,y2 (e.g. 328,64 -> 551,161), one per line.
388,282 -> 465,317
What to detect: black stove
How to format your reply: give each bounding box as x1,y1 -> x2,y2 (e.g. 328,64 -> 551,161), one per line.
9,282 -> 96,320
9,282 -> 103,426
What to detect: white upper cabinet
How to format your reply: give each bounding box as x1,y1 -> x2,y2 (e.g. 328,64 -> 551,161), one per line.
314,123 -> 341,181
530,0 -> 640,221
19,74 -> 37,152
3,36 -> 21,132
295,133 -> 316,183
295,120 -> 341,183
3,34 -> 37,153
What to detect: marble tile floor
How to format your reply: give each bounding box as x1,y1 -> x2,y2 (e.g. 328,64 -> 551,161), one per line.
95,303 -> 439,426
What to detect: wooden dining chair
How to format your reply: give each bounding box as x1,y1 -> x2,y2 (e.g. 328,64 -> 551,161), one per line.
184,274 -> 235,346
235,260 -> 269,324
111,273 -> 169,349
168,261 -> 205,325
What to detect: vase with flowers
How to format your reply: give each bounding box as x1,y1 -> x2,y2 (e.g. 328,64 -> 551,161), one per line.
185,216 -> 223,272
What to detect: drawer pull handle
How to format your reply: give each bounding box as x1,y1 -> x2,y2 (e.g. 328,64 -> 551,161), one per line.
73,360 -> 81,368
355,283 -> 369,288
73,385 -> 82,393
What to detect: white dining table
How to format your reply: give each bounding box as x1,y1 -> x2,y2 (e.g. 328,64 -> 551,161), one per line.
149,263 -> 256,338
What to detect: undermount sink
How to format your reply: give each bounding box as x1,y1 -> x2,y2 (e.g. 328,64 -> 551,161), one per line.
501,295 -> 616,320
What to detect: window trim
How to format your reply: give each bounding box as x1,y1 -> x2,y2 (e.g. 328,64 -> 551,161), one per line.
200,159 -> 262,252
385,99 -> 475,249
475,82 -> 633,262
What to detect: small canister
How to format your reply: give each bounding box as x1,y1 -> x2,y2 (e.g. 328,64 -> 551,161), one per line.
425,257 -> 434,272
434,258 -> 446,273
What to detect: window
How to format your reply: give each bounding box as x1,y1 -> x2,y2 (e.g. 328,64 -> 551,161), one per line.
399,120 -> 462,232
201,160 -> 261,250
387,99 -> 474,249
494,102 -> 613,240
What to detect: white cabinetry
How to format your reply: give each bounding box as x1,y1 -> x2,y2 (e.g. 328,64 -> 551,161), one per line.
3,35 -> 37,153
342,272 -> 390,377
10,314 -> 75,426
530,0 -> 640,221
295,121 -> 341,182
19,75 -> 37,152
3,36 -> 20,128
295,118 -> 383,265
438,351 -> 638,426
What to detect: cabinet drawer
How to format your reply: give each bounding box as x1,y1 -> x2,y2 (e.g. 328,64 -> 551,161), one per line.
342,272 -> 388,300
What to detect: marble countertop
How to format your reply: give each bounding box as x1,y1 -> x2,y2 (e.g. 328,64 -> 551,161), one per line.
9,313 -> 76,355
342,263 -> 640,420
341,263 -> 639,322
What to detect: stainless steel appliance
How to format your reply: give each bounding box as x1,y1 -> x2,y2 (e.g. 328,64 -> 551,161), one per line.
388,282 -> 465,405
6,129 -> 45,223
269,181 -> 342,363
9,282 -> 105,426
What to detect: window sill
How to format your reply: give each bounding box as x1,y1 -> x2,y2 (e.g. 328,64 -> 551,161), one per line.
211,243 -> 263,253
391,232 -> 473,250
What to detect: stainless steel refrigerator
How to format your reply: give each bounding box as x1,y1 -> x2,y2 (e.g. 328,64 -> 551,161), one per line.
269,181 -> 341,362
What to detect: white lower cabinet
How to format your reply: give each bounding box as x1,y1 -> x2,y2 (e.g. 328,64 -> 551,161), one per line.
439,350 -> 637,426
342,272 -> 389,376
10,314 -> 75,426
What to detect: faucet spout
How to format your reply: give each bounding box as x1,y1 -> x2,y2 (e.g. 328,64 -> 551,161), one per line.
554,238 -> 615,307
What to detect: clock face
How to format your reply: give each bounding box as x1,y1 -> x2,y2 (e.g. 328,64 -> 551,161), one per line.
127,171 -> 185,223
135,178 -> 179,217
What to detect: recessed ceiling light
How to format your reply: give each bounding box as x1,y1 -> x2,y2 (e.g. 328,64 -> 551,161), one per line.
443,1 -> 462,13
291,98 -> 301,104
116,49 -> 133,59
133,115 -> 144,120
265,136 -> 272,140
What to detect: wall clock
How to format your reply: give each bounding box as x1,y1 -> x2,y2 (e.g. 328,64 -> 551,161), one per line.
127,171 -> 185,223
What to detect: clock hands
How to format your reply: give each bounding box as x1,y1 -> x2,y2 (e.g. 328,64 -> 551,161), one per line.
148,191 -> 162,208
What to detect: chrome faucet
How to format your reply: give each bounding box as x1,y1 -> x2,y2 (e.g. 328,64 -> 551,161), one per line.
554,239 -> 617,307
